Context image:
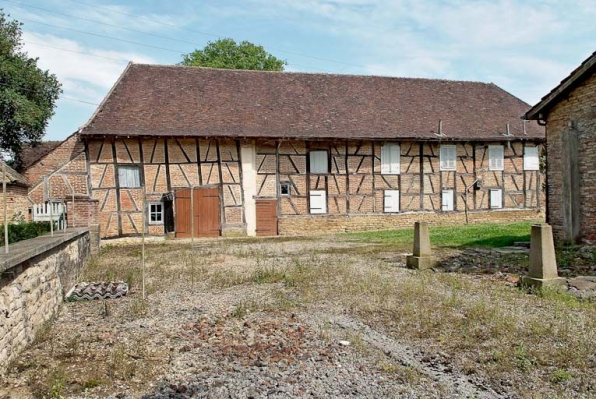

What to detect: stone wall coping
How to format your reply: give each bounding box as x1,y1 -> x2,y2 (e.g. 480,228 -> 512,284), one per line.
0,227 -> 89,274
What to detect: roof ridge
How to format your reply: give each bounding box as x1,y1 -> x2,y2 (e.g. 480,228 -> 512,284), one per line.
128,62 -> 494,86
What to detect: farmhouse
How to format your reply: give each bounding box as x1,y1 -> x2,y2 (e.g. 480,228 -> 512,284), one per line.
0,163 -> 29,222
25,64 -> 545,238
525,51 -> 596,245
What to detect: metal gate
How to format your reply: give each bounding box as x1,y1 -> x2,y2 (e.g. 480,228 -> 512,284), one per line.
175,187 -> 221,238
256,199 -> 278,236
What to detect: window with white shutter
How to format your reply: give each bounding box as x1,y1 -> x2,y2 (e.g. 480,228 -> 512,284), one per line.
309,151 -> 329,174
381,143 -> 400,174
440,145 -> 456,171
489,145 -> 504,171
524,146 -> 540,170
383,190 -> 400,213
118,165 -> 141,188
309,190 -> 327,214
490,189 -> 503,209
442,190 -> 454,211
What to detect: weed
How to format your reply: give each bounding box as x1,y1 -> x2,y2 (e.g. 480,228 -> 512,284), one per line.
551,369 -> 572,384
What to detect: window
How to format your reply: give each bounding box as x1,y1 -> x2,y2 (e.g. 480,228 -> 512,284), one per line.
440,145 -> 457,171
383,190 -> 400,213
490,189 -> 503,209
488,145 -> 504,171
309,190 -> 327,214
118,165 -> 141,188
280,182 -> 291,196
381,143 -> 400,174
442,190 -> 454,211
309,151 -> 328,174
524,146 -> 540,170
148,202 -> 163,225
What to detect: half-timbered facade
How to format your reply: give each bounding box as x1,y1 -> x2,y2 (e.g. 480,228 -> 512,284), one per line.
25,63 -> 546,238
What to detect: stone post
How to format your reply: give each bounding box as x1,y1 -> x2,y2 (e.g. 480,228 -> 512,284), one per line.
89,224 -> 101,255
406,222 -> 435,269
521,224 -> 566,288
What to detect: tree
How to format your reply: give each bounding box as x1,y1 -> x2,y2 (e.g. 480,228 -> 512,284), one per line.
0,11 -> 61,168
181,38 -> 286,71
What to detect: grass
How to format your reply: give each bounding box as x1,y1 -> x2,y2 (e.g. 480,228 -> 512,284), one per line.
18,221 -> 595,398
346,221 -> 538,249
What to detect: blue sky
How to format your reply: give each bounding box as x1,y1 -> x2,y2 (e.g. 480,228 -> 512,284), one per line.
3,0 -> 595,141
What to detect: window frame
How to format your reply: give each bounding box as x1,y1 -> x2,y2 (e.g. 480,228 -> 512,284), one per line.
381,143 -> 401,175
309,150 -> 329,174
148,201 -> 164,225
117,165 -> 142,188
439,145 -> 457,171
280,182 -> 291,196
523,146 -> 540,171
488,145 -> 504,171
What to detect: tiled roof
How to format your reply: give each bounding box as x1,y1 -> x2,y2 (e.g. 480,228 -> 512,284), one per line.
81,63 -> 544,141
20,141 -> 62,168
526,51 -> 596,120
0,162 -> 29,187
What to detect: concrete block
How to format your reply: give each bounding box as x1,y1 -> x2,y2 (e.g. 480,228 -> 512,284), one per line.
521,224 -> 566,288
406,221 -> 435,270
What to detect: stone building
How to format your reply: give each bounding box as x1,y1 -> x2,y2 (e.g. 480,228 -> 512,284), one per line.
26,63 -> 545,238
525,51 -> 596,245
0,163 -> 29,223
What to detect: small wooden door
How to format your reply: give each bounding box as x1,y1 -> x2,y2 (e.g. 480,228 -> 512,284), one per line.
256,199 -> 278,236
175,187 -> 221,238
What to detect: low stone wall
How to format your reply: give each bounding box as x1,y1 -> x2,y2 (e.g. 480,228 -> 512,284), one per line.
278,209 -> 545,236
0,228 -> 92,371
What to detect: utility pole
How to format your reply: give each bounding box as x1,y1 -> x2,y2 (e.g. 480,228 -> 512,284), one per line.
3,163 -> 8,254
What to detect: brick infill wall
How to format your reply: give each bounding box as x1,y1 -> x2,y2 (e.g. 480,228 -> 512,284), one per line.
278,209 -> 545,235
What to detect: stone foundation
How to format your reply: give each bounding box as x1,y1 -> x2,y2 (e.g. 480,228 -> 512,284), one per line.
0,229 -> 91,371
278,209 -> 545,235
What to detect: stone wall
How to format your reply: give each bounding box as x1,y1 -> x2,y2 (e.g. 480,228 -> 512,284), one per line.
545,71 -> 596,244
0,185 -> 29,222
0,229 -> 91,371
278,209 -> 544,235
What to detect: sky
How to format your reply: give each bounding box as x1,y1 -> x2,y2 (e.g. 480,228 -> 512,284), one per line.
2,0 -> 595,141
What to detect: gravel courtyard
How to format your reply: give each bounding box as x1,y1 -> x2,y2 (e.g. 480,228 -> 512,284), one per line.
1,224 -> 595,398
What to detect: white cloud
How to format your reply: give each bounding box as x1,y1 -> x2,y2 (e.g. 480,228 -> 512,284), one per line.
22,32 -> 157,103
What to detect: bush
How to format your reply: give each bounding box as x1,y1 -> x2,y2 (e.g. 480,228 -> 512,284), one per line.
0,220 -> 53,246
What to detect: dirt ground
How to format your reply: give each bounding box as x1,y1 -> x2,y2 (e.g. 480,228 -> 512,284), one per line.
1,233 -> 595,398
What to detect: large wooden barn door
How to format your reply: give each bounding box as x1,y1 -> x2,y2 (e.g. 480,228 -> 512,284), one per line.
256,199 -> 278,236
175,187 -> 221,238
196,187 -> 220,237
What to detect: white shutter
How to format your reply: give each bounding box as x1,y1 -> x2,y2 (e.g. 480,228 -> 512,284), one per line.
440,145 -> 456,171
310,151 -> 328,174
309,190 -> 327,214
490,189 -> 503,209
489,145 -> 504,171
524,146 -> 539,170
118,166 -> 141,188
442,190 -> 454,211
384,190 -> 400,213
381,143 -> 400,174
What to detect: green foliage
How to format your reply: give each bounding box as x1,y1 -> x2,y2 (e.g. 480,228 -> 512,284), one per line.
181,38 -> 286,71
0,220 -> 52,246
0,11 -> 61,167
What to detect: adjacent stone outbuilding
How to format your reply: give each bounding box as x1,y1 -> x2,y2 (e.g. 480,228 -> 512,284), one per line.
526,51 -> 596,244
0,163 -> 29,223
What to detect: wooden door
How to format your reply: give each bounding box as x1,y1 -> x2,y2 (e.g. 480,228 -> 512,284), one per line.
256,199 -> 278,236
175,188 -> 191,237
175,187 -> 221,238
196,187 -> 220,237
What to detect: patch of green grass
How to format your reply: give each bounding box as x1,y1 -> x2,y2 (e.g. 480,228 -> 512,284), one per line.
346,221 -> 538,249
